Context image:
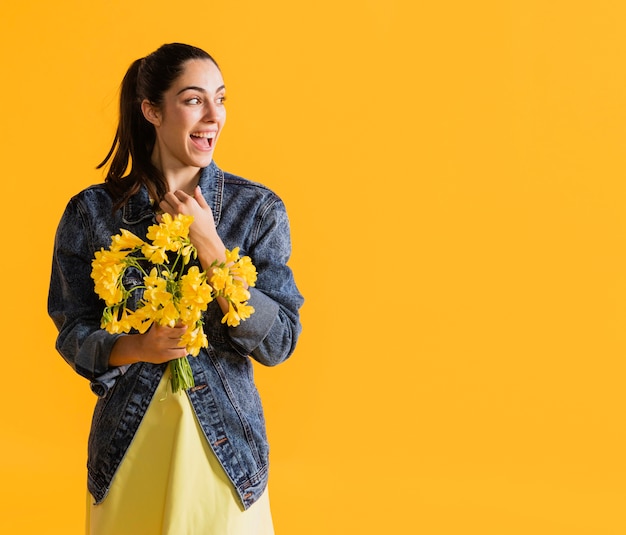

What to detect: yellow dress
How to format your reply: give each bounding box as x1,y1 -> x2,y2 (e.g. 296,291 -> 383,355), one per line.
86,368 -> 274,535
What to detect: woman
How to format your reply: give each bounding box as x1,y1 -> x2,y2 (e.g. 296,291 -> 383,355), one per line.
48,43 -> 303,534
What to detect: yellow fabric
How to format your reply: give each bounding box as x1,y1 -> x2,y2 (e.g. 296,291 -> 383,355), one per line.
86,368 -> 274,535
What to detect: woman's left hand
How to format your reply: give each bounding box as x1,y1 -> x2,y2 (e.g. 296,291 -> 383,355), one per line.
159,186 -> 227,269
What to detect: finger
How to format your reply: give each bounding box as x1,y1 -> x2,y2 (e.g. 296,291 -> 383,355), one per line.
152,322 -> 187,335
160,192 -> 198,217
194,186 -> 210,209
168,331 -> 187,342
173,190 -> 193,203
163,323 -> 187,333
158,198 -> 175,215
160,190 -> 186,206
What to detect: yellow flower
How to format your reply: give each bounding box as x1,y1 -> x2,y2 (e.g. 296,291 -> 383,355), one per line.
102,306 -> 134,334
166,213 -> 193,237
110,229 -> 145,252
210,266 -> 232,291
160,301 -> 181,327
141,243 -> 169,264
178,306 -> 203,325
144,269 -> 171,303
181,244 -> 195,265
234,302 -> 255,322
221,302 -> 241,327
232,256 -> 257,287
142,269 -> 179,326
93,247 -> 127,263
180,327 -> 208,356
224,284 -> 251,304
224,247 -> 240,264
146,213 -> 193,252
91,249 -> 127,306
127,306 -> 154,334
180,265 -> 202,288
180,267 -> 213,306
219,293 -> 254,327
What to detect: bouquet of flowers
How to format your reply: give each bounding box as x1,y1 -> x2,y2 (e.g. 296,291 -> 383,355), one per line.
90,213 -> 257,393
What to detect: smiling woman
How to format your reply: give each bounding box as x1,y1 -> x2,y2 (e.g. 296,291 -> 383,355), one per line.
48,43 -> 304,535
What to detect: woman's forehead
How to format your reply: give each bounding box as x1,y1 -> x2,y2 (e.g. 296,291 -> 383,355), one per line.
172,59 -> 224,92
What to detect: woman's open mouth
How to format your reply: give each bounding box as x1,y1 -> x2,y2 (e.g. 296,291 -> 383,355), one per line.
190,131 -> 216,150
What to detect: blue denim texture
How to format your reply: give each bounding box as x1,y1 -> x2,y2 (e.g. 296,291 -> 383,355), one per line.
48,162 -> 303,509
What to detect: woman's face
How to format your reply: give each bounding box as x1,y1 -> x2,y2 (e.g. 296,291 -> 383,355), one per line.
144,59 -> 226,175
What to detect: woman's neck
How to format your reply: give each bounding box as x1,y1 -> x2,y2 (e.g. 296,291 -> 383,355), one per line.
165,168 -> 201,194
151,147 -> 202,194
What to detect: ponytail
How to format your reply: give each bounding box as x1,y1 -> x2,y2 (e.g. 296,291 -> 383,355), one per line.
97,58 -> 166,210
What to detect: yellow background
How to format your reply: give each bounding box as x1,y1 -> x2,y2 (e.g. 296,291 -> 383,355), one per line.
1,1 -> 625,533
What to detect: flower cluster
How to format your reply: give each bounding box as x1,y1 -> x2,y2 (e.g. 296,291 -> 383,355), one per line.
90,213 -> 257,392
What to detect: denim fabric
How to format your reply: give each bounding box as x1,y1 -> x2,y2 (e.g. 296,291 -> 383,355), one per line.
48,161 -> 303,509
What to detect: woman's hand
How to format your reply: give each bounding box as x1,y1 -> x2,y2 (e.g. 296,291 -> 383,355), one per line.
159,186 -> 232,316
109,323 -> 189,366
159,186 -> 227,269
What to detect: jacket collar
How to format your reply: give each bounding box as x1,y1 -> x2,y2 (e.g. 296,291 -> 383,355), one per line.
121,161 -> 224,225
198,161 -> 224,227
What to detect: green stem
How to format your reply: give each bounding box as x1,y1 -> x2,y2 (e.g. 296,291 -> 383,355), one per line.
170,250 -> 183,275
169,356 -> 195,393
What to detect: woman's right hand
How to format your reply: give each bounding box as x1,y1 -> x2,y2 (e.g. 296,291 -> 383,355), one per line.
108,323 -> 189,366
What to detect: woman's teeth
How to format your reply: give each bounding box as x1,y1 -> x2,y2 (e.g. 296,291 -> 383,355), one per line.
190,132 -> 216,147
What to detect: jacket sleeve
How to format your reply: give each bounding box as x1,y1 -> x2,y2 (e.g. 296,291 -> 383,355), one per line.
48,197 -> 123,384
225,198 -> 304,366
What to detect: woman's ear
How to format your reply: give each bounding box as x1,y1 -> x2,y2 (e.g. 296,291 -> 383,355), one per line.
141,99 -> 161,126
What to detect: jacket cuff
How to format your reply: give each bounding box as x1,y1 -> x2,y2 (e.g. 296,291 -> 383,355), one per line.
74,330 -> 122,381
90,365 -> 131,398
227,287 -> 279,354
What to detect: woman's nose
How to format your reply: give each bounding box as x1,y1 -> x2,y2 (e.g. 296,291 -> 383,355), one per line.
203,102 -> 218,122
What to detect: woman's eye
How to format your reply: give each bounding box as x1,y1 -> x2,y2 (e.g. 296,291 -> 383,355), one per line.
217,96 -> 227,105
186,97 -> 201,105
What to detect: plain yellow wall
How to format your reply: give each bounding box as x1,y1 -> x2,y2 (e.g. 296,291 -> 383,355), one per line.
1,0 -> 625,533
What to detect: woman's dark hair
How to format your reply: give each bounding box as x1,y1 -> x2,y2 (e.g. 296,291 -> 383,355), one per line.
98,43 -> 219,209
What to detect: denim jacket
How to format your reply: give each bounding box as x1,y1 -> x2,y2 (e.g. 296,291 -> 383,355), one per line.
48,161 -> 303,509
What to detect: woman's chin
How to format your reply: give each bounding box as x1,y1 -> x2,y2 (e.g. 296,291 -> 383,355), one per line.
188,152 -> 214,169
